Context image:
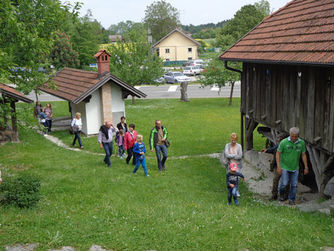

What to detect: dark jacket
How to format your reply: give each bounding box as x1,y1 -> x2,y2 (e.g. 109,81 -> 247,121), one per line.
117,122 -> 128,133
149,126 -> 168,150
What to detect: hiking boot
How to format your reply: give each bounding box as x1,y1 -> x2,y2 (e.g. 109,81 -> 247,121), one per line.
288,200 -> 295,205
279,196 -> 286,202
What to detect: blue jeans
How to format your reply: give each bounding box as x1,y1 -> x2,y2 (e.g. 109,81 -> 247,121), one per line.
155,144 -> 168,171
279,169 -> 299,202
228,187 -> 239,205
72,131 -> 82,147
118,145 -> 125,157
102,142 -> 113,167
132,157 -> 148,176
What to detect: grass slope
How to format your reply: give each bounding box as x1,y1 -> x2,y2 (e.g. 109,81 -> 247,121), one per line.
0,98 -> 333,250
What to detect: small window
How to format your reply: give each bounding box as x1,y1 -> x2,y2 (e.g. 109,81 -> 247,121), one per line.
105,55 -> 108,60
165,48 -> 170,53
165,58 -> 170,61
156,48 -> 160,56
188,48 -> 192,52
101,56 -> 104,61
188,57 -> 192,60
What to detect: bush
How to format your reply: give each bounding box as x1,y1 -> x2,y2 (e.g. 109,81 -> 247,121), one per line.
0,172 -> 41,208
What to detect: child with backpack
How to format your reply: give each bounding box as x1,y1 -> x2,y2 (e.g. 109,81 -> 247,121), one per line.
226,162 -> 245,206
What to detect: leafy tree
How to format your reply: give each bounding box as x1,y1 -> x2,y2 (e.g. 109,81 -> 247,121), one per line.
0,0 -> 71,99
106,26 -> 164,86
200,57 -> 240,105
50,31 -> 80,70
143,0 -> 180,42
69,11 -> 104,67
216,4 -> 267,49
254,0 -> 272,16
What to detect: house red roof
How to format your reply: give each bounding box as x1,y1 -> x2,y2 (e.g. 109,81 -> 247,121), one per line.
220,0 -> 334,66
0,84 -> 33,103
40,68 -> 146,104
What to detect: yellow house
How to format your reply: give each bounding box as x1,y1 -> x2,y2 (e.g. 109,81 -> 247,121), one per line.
152,28 -> 200,63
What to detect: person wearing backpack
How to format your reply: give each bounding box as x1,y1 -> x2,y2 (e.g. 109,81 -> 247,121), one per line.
149,120 -> 169,172
124,124 -> 137,165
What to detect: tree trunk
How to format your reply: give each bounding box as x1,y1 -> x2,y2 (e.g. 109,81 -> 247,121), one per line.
35,89 -> 39,102
229,81 -> 235,106
132,96 -> 135,104
180,82 -> 189,102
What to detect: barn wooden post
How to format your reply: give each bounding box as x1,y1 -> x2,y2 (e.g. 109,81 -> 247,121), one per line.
245,117 -> 258,151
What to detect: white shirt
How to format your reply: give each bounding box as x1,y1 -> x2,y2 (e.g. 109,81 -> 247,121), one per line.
71,118 -> 82,131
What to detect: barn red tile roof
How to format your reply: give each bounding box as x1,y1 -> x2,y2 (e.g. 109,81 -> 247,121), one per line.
40,68 -> 146,104
220,0 -> 334,66
0,84 -> 33,103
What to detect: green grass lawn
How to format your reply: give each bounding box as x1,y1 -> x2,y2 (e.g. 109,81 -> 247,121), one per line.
52,98 -> 265,156
1,98 -> 333,250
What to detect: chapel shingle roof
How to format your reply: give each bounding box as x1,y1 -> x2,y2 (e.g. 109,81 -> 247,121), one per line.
40,68 -> 146,104
220,0 -> 334,66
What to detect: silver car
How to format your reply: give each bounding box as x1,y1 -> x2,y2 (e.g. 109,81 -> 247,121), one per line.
163,71 -> 191,83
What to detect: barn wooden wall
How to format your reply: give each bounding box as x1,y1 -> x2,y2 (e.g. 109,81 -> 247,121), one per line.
242,63 -> 334,154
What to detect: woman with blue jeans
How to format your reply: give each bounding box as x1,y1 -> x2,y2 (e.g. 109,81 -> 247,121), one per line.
71,112 -> 83,149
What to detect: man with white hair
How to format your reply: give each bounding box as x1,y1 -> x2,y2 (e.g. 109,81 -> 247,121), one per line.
276,127 -> 309,205
98,121 -> 119,168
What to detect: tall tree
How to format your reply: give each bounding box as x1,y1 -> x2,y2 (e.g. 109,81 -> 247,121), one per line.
143,0 -> 180,42
69,11 -> 104,67
200,58 -> 240,105
50,31 -> 80,70
106,25 -> 164,87
216,3 -> 268,49
0,0 -> 71,97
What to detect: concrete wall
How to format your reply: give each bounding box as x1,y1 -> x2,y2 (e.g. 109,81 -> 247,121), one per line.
85,89 -> 102,135
154,32 -> 198,61
111,84 -> 125,125
70,102 -> 87,134
70,83 -> 125,135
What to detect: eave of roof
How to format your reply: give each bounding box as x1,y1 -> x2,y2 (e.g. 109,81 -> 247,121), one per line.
0,84 -> 33,103
152,28 -> 201,48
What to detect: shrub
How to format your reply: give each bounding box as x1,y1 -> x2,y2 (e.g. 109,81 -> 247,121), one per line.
0,172 -> 41,208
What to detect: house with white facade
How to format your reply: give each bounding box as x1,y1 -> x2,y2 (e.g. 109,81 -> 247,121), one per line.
41,50 -> 146,135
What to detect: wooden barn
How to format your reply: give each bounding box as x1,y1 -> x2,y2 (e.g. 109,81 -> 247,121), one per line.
220,0 -> 334,196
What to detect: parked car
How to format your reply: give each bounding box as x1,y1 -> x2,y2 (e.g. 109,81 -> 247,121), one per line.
154,77 -> 165,84
163,71 -> 191,83
183,66 -> 201,76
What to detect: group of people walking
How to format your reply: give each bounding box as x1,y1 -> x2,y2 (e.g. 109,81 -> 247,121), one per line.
222,127 -> 308,206
97,117 -> 169,177
34,101 -> 53,134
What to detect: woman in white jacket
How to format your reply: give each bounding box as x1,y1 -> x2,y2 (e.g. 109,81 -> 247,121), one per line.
223,133 -> 243,171
71,112 -> 83,149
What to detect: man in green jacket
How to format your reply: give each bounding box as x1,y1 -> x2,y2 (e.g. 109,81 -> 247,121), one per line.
150,120 -> 168,172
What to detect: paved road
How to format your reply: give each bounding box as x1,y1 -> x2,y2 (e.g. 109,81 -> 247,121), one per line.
27,82 -> 241,102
